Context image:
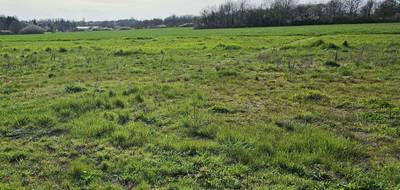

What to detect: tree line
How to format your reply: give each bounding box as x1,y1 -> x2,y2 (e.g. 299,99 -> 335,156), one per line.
0,16 -> 45,34
198,0 -> 400,28
2,0 -> 399,34
0,15 -> 197,34
35,15 -> 196,32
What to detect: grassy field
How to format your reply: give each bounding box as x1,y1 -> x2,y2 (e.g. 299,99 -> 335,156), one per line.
0,23 -> 399,189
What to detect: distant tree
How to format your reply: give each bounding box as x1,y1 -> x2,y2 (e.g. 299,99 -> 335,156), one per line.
0,16 -> 19,30
197,0 -> 400,28
19,25 -> 45,34
326,0 -> 346,18
376,0 -> 399,17
361,0 -> 376,17
344,0 -> 363,16
9,20 -> 25,34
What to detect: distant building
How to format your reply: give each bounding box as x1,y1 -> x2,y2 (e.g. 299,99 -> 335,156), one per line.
152,25 -> 167,28
178,23 -> 195,27
76,26 -> 100,31
0,30 -> 13,35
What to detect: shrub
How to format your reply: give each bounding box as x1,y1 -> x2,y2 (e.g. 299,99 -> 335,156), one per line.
18,25 -> 45,34
343,40 -> 350,48
59,47 -> 68,53
324,43 -> 339,50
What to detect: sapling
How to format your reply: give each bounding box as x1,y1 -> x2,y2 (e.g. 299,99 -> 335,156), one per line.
334,49 -> 339,62
356,47 -> 365,67
93,75 -> 100,97
3,54 -> 12,72
160,49 -> 166,65
274,48 -> 281,67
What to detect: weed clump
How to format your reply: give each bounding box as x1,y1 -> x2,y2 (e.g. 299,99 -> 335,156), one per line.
275,120 -> 295,131
65,85 -> 87,94
117,113 -> 130,125
111,130 -> 129,147
343,40 -> 350,48
310,40 -> 339,49
3,151 -> 28,163
59,47 -> 68,53
48,73 -> 56,78
193,125 -> 218,139
366,99 -> 394,109
211,106 -> 232,114
108,90 -> 116,97
215,43 -> 241,50
69,160 -> 98,184
341,70 -> 353,76
219,134 -> 255,164
113,49 -> 143,56
123,87 -> 139,96
218,70 -> 239,77
113,99 -> 125,109
324,43 -> 339,50
134,94 -> 145,103
324,60 -> 340,67
294,114 -> 320,124
295,91 -> 330,104
35,115 -> 56,128
11,117 -> 31,128
311,40 -> 325,47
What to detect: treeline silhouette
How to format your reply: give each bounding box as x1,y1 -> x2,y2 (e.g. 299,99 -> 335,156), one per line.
1,15 -> 196,33
0,16 -> 45,34
2,0 -> 399,34
198,0 -> 400,28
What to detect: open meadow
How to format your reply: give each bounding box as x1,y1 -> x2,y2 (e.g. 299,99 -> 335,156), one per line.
0,23 -> 400,189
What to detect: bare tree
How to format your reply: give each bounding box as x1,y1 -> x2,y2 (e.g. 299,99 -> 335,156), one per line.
326,0 -> 346,17
361,0 -> 376,17
344,0 -> 363,16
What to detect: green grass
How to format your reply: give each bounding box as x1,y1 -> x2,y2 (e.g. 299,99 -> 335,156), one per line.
0,23 -> 399,189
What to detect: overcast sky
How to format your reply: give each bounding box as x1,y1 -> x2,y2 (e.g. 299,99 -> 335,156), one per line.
0,0 -> 322,21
